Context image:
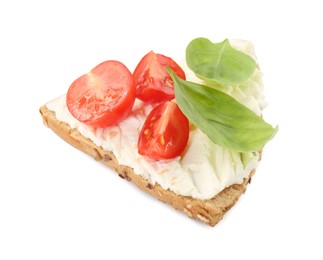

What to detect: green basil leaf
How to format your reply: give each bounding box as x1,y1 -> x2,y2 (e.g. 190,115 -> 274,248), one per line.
186,38 -> 256,86
168,68 -> 278,152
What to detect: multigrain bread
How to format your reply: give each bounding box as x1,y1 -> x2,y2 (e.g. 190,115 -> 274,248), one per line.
40,105 -> 258,227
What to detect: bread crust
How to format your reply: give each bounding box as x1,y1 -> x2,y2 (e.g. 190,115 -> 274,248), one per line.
40,105 -> 256,227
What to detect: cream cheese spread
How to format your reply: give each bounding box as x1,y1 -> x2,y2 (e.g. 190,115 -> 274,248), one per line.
46,39 -> 264,200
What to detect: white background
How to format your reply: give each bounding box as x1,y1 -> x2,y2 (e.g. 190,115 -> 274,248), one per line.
1,0 -> 322,259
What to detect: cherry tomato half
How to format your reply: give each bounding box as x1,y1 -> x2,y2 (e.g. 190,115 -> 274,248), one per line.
138,101 -> 189,160
66,60 -> 135,128
133,51 -> 186,104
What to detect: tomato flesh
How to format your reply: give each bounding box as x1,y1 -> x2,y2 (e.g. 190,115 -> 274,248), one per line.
133,51 -> 186,103
138,102 -> 189,160
66,60 -> 135,128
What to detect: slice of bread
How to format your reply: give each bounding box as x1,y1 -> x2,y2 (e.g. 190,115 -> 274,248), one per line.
40,105 -> 257,227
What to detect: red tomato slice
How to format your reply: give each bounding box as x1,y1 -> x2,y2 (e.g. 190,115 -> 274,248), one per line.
138,101 -> 189,160
66,60 -> 135,128
133,51 -> 186,103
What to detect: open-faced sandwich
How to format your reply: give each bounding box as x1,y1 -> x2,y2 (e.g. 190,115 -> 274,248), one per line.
40,37 -> 277,226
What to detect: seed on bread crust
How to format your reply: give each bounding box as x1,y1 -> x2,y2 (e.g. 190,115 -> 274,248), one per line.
103,154 -> 112,162
197,214 -> 210,224
92,148 -> 102,161
118,169 -> 131,181
146,183 -> 154,189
